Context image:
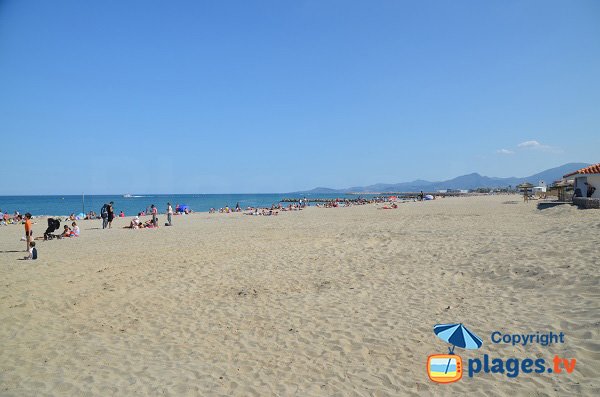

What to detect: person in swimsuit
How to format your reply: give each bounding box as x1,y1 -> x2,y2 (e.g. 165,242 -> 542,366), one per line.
151,204 -> 158,227
61,225 -> 71,238
24,213 -> 32,252
167,203 -> 173,226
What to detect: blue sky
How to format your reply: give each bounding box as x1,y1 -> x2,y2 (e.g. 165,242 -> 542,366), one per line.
1,0 -> 599,194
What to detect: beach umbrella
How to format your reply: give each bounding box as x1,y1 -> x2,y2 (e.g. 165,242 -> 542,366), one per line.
516,182 -> 534,191
517,182 -> 534,200
433,323 -> 482,354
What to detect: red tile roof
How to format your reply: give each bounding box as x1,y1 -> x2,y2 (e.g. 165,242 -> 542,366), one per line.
564,163 -> 600,178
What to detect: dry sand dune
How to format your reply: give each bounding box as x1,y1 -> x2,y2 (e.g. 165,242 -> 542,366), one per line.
1,195 -> 599,396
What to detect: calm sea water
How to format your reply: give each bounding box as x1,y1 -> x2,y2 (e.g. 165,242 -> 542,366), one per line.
0,193 -> 370,216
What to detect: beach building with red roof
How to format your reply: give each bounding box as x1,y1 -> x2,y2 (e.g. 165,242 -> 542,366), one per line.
564,163 -> 600,201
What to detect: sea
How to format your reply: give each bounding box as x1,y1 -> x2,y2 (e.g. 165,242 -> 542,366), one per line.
0,193 -> 378,217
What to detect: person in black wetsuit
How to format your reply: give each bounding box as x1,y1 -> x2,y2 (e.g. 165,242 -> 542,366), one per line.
107,201 -> 115,229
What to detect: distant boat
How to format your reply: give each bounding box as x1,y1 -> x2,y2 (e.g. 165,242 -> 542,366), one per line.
123,194 -> 133,198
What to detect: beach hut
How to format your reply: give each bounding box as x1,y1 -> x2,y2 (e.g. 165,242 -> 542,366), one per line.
563,163 -> 600,209
517,182 -> 534,202
564,163 -> 600,199
550,179 -> 573,202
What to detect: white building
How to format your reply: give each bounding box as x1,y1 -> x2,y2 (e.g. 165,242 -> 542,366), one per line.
533,180 -> 547,194
564,164 -> 600,199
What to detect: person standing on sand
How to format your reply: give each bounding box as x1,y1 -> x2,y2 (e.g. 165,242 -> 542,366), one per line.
166,202 -> 173,226
101,203 -> 109,229
107,201 -> 115,228
151,204 -> 158,227
24,213 -> 32,252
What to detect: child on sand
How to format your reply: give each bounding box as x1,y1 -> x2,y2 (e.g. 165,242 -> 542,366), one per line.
61,225 -> 71,238
24,241 -> 37,260
24,213 -> 32,252
71,222 -> 80,237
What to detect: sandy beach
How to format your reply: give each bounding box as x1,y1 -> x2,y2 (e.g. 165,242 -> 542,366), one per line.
0,195 -> 598,396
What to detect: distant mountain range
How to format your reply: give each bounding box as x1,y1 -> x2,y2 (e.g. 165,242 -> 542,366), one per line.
295,163 -> 590,194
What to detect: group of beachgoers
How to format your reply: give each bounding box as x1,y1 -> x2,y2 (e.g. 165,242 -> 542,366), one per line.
0,209 -> 25,226
207,202 -> 309,216
210,202 -> 244,213
124,216 -> 160,229
36,222 -> 80,239
13,213 -> 81,260
311,197 -> 375,208
97,202 -> 188,230
122,202 -> 192,229
7,194 -> 439,261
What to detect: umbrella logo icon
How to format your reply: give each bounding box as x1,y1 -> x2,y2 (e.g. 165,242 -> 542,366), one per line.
427,323 -> 483,383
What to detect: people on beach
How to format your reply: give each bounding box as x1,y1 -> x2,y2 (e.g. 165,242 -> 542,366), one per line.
61,225 -> 71,238
167,203 -> 173,226
124,216 -> 141,229
24,241 -> 37,260
85,211 -> 98,220
119,211 -> 125,217
58,223 -> 79,238
151,204 -> 158,227
24,213 -> 32,252
101,203 -> 109,229
128,219 -> 158,229
71,222 -> 80,237
244,207 -> 279,216
107,202 -> 115,228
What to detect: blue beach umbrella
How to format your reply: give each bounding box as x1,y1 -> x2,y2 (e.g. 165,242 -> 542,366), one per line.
433,323 -> 483,354
433,323 -> 483,375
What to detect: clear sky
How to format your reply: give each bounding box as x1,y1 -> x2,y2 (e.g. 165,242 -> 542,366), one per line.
1,0 -> 599,194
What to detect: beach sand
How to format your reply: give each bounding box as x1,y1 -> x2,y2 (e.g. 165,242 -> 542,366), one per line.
1,195 -> 598,396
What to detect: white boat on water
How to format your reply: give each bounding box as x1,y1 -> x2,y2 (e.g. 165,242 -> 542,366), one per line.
123,194 -> 133,198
